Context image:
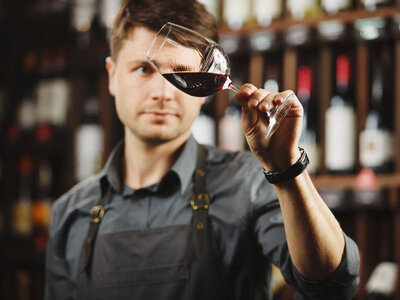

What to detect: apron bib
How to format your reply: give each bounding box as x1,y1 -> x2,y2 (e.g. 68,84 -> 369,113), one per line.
75,144 -> 230,300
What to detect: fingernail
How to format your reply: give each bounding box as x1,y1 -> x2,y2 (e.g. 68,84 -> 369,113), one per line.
250,99 -> 259,107
243,87 -> 251,95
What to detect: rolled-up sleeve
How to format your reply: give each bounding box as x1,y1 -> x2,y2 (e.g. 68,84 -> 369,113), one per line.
285,234 -> 359,299
251,174 -> 360,299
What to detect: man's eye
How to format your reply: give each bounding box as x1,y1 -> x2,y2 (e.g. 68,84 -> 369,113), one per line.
135,66 -> 152,74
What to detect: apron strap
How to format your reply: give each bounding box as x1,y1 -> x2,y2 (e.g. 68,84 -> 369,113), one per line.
79,182 -> 109,274
191,144 -> 210,258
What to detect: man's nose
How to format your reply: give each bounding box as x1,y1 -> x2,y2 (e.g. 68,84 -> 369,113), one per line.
150,73 -> 177,101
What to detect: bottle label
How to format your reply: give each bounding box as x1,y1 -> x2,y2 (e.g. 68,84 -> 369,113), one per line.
325,106 -> 356,170
297,65 -> 311,101
337,55 -> 350,86
13,199 -> 33,236
359,129 -> 392,168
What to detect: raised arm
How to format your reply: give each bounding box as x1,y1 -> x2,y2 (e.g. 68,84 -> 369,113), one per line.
234,83 -> 345,280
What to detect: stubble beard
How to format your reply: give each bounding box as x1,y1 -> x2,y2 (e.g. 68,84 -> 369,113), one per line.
126,122 -> 190,147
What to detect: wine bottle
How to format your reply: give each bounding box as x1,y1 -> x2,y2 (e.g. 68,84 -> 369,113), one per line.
361,0 -> 393,11
36,78 -> 70,127
0,0 -> 5,19
18,92 -> 36,132
218,103 -> 244,151
198,0 -> 219,22
222,0 -> 251,30
100,0 -> 122,30
253,0 -> 283,26
365,262 -> 398,299
353,167 -> 382,207
75,96 -> 104,181
72,0 -> 96,33
0,199 -> 4,237
32,160 -> 53,251
0,87 -> 4,127
297,65 -> 320,174
12,154 -> 34,237
287,0 -> 323,20
325,54 -> 356,173
322,0 -> 353,15
263,63 -> 280,93
22,48 -> 38,77
72,0 -> 97,48
15,270 -> 31,300
192,97 -> 216,146
359,48 -> 393,173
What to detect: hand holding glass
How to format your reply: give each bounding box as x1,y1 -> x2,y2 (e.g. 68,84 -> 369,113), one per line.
146,22 -> 293,139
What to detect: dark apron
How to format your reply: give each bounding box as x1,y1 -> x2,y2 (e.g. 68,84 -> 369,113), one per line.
75,144 -> 229,300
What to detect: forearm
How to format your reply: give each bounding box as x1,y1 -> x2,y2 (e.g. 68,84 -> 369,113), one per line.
274,170 -> 345,280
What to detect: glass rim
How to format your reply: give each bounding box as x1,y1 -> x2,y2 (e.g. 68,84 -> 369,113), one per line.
146,22 -> 217,63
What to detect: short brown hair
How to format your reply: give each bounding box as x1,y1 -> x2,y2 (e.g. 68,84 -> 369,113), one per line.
110,0 -> 218,59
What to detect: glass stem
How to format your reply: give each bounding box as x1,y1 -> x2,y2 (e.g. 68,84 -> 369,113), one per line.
229,84 -> 241,94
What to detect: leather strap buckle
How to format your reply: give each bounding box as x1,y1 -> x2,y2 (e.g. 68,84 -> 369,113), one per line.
190,193 -> 210,210
89,205 -> 105,223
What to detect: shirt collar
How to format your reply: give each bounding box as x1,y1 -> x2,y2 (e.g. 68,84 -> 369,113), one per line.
101,139 -> 124,193
170,135 -> 198,194
101,136 -> 199,195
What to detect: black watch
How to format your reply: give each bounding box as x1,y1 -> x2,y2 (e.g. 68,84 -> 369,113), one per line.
263,147 -> 309,184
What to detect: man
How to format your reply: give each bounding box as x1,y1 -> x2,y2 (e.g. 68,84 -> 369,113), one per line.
45,0 -> 360,299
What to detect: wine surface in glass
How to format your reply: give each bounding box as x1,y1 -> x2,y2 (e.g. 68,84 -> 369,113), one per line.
162,72 -> 228,97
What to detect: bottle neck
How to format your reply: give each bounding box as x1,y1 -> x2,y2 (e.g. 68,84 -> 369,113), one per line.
297,65 -> 311,105
336,82 -> 349,95
333,54 -> 352,105
370,61 -> 384,110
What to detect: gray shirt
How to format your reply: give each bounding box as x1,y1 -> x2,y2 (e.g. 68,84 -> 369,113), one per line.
45,136 -> 360,299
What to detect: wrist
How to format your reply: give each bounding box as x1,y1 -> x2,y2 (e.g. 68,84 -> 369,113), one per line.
261,147 -> 302,172
263,147 -> 309,184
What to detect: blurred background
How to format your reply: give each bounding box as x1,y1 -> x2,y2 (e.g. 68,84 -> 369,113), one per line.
0,0 -> 400,299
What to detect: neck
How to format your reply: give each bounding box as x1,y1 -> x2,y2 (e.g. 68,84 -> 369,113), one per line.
123,132 -> 190,189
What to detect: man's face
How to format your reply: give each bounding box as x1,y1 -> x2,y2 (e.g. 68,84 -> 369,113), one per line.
106,26 -> 206,145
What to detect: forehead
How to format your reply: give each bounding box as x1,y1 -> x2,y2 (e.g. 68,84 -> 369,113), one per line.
119,26 -> 202,71
118,26 -> 157,59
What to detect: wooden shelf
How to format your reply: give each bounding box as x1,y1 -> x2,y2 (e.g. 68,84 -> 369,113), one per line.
218,6 -> 400,36
312,173 -> 400,189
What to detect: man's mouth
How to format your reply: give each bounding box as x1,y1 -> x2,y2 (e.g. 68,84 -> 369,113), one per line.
142,110 -> 178,120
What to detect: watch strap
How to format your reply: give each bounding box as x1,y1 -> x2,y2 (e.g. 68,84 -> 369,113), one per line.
263,147 -> 309,184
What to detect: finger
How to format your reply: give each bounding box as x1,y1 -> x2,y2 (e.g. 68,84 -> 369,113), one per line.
233,83 -> 257,107
233,84 -> 264,128
248,89 -> 271,109
258,92 -> 278,113
273,90 -> 295,105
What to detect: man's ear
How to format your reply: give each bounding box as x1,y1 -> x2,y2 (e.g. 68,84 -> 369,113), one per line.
105,56 -> 116,97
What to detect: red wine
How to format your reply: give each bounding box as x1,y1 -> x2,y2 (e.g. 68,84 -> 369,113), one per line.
162,72 -> 228,97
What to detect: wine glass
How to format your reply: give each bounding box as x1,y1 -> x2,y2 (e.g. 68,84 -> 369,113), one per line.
146,22 -> 293,139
